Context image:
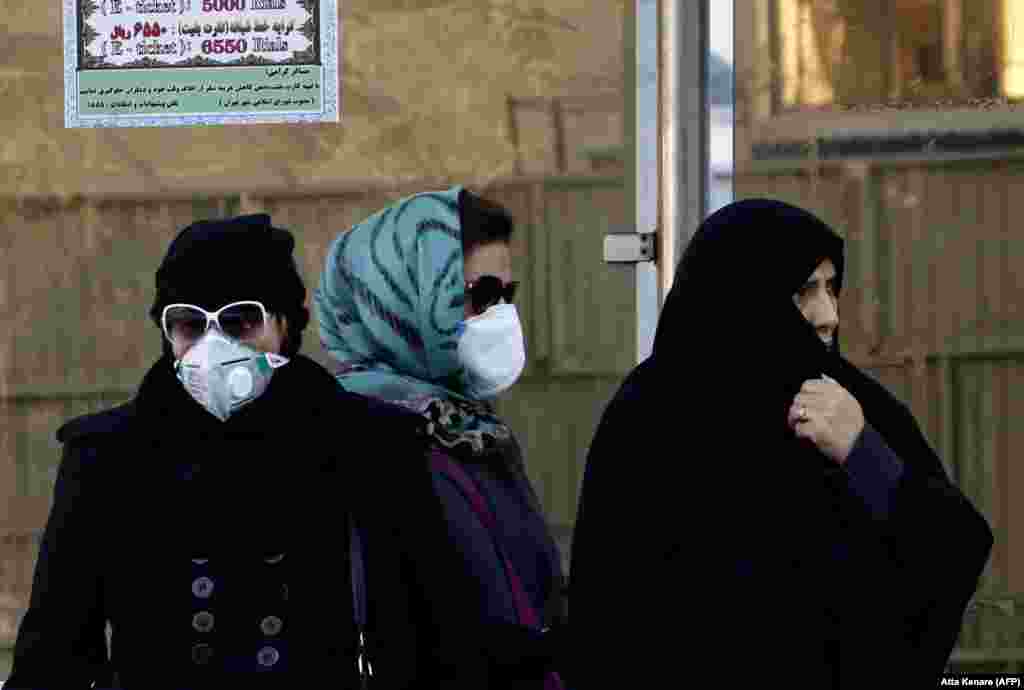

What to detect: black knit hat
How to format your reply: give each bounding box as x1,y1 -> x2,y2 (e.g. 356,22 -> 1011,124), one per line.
149,214 -> 309,354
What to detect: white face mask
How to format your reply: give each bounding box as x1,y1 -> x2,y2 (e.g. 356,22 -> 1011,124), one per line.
175,330 -> 290,422
456,302 -> 526,400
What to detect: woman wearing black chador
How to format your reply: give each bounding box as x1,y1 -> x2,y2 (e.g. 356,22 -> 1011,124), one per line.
570,199 -> 992,689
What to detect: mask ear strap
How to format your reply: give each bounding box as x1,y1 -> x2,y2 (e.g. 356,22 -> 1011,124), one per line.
265,353 -> 290,368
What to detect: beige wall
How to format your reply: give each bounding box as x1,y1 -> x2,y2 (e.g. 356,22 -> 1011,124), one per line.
2,0 -> 624,197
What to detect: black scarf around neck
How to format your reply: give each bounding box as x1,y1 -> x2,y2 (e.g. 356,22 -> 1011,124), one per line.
129,352 -> 345,556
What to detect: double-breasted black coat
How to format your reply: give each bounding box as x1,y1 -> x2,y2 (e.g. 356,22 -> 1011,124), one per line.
6,353 -> 488,689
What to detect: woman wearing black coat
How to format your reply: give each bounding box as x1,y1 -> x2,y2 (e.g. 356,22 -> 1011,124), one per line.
5,215 -> 439,689
569,199 -> 993,688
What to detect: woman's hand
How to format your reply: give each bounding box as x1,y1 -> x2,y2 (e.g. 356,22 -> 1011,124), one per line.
788,374 -> 865,465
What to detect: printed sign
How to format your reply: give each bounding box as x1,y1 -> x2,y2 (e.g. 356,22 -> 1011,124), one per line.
63,0 -> 339,127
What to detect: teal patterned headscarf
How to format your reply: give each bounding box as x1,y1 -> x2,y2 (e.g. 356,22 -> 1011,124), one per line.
315,186 -> 512,455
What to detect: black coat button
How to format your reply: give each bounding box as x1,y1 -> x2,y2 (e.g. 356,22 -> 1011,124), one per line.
193,611 -> 215,633
192,576 -> 214,599
260,615 -> 283,636
257,646 -> 280,667
192,643 -> 215,665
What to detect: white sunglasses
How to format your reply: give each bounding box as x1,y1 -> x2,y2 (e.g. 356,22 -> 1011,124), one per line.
161,300 -> 269,347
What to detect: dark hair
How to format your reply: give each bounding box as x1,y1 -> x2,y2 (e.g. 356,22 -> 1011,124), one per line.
458,189 -> 515,255
262,257 -> 310,358
148,215 -> 310,359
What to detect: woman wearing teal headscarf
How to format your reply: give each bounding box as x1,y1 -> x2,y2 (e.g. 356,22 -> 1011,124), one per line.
317,186 -> 568,690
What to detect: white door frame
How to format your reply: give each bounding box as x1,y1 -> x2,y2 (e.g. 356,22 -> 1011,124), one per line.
636,0 -> 711,362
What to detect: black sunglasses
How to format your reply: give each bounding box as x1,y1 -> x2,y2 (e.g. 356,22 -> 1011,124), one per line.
466,275 -> 518,314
